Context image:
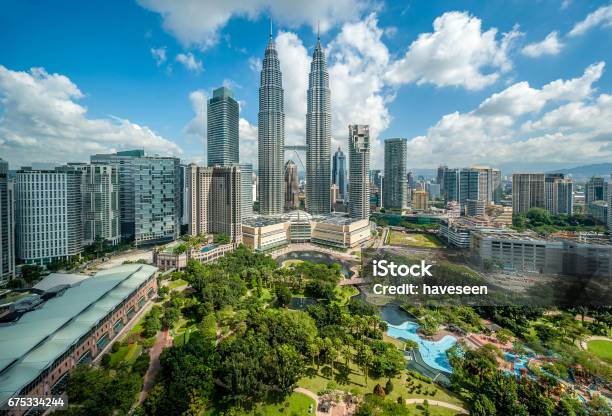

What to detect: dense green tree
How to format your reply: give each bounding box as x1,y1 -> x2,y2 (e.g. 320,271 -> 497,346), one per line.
274,284 -> 292,307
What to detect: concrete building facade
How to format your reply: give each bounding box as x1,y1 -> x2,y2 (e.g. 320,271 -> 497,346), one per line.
383,138 -> 408,211
348,125 -> 370,220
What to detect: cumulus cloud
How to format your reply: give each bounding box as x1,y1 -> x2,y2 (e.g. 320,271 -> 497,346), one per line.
175,52 -> 203,73
522,31 -> 564,57
568,4 -> 612,37
248,57 -> 262,72
385,11 -> 522,90
150,46 -> 167,65
405,62 -> 610,167
184,89 -> 207,137
136,0 -> 369,49
0,66 -> 181,168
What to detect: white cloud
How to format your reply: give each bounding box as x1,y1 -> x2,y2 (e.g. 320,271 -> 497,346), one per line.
0,66 -> 182,168
150,46 -> 167,65
184,89 -> 207,137
248,57 -> 262,72
521,31 -> 563,57
175,52 -> 203,73
405,62 -> 609,167
239,118 -> 258,164
568,4 -> 612,37
385,11 -> 522,90
136,0 -> 369,49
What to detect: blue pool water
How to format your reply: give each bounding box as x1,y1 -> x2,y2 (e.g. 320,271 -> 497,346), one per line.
200,244 -> 217,252
504,352 -> 529,377
387,320 -> 457,373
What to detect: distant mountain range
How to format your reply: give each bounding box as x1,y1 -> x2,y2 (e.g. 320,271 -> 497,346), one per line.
545,163 -> 612,181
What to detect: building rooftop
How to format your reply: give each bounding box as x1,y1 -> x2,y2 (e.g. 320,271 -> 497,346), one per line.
33,273 -> 90,291
0,264 -> 157,404
283,210 -> 312,223
242,215 -> 287,227
314,215 -> 365,226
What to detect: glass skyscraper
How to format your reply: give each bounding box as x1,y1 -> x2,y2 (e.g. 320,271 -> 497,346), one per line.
207,86 -> 239,167
332,147 -> 347,201
258,30 -> 285,215
306,33 -> 331,215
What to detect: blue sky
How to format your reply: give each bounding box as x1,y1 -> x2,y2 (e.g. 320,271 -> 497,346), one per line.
1,0 -> 611,172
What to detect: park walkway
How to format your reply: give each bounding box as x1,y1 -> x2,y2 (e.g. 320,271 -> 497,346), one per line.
405,398 -> 469,414
578,335 -> 612,350
138,329 -> 172,404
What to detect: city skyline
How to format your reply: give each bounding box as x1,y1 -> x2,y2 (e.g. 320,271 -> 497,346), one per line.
1,1 -> 612,172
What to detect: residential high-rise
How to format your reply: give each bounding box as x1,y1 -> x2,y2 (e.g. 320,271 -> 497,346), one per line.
239,164 -> 253,220
412,190 -> 429,211
585,176 -> 608,205
207,87 -> 239,167
306,32 -> 332,215
0,159 -> 15,285
545,173 -> 564,213
187,164 -> 242,243
437,165 -> 448,187
73,163 -> 121,245
608,178 -> 612,233
383,138 -> 408,211
133,157 -> 180,246
348,125 -> 370,220
332,147 -> 347,201
91,149 -> 145,240
15,167 -> 83,265
284,160 -> 299,208
512,173 -> 545,215
258,29 -> 285,214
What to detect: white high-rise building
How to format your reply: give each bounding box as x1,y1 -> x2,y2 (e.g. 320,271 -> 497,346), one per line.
0,159 -> 15,285
187,164 -> 242,243
15,167 -> 83,265
348,125 -> 370,220
306,32 -> 332,215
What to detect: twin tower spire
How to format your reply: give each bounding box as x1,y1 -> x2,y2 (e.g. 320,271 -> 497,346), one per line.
257,21 -> 331,215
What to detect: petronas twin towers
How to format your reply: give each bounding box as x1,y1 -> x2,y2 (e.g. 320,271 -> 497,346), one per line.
257,27 -> 331,215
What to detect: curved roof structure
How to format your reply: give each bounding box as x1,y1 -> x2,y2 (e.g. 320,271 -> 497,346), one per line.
0,264 -> 157,404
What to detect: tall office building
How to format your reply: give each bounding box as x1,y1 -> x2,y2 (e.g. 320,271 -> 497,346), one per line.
585,176 -> 608,205
348,125 -> 370,220
239,164 -> 253,220
555,179 -> 574,215
306,33 -> 332,215
133,157 -> 180,245
512,173 -> 545,215
383,138 -> 408,211
369,169 -> 383,207
0,159 -> 15,285
73,163 -> 121,245
284,160 -> 299,208
443,168 -> 460,202
545,173 -> 564,213
207,86 -> 239,167
332,147 -> 347,201
608,178 -> 612,233
15,167 -> 83,265
412,190 -> 429,211
258,29 -> 285,214
437,165 -> 448,187
91,149 -> 145,240
187,164 -> 242,243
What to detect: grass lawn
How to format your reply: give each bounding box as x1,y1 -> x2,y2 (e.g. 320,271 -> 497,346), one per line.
281,259 -> 305,268
388,231 -> 443,248
250,392 -> 315,415
204,392 -> 315,416
333,285 -> 359,306
298,360 -> 463,407
406,403 -> 464,415
587,339 -> 612,362
109,343 -> 142,367
167,278 -> 188,289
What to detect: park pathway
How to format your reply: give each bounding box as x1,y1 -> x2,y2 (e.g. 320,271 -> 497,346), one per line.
405,398 -> 469,414
138,329 -> 172,404
578,335 -> 612,350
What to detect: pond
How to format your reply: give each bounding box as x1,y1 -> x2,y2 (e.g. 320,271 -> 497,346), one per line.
380,304 -> 457,373
288,296 -> 318,311
276,250 -> 353,277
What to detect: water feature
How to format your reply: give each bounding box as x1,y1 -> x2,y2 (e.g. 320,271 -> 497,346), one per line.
288,297 -> 318,310
276,250 -> 353,277
381,304 -> 457,374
